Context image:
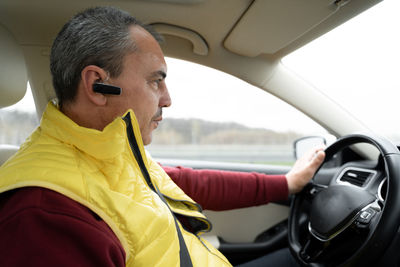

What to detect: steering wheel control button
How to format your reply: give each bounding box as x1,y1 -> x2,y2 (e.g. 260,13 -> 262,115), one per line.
360,211 -> 371,219
356,208 -> 376,225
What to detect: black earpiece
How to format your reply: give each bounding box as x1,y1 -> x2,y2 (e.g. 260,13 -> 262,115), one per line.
92,83 -> 122,95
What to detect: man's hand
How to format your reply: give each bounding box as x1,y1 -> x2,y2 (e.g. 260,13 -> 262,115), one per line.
286,146 -> 326,194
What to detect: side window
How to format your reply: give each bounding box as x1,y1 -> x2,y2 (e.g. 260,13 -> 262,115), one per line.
0,84 -> 39,145
147,58 -> 327,165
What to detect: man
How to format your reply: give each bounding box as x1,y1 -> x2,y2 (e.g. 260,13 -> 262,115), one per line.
0,6 -> 325,266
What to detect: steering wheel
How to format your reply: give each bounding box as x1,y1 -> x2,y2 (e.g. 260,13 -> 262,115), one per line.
288,133 -> 400,266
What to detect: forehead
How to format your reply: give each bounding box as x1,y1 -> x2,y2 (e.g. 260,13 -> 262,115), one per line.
128,26 -> 166,71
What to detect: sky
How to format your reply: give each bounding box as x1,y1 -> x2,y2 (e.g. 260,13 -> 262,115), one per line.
5,0 -> 400,138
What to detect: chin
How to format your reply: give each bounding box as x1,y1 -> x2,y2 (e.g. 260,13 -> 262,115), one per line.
142,134 -> 152,146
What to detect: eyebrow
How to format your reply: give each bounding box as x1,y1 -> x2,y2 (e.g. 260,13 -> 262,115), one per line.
151,70 -> 167,79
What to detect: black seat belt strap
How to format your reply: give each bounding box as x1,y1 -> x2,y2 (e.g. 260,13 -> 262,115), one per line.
154,185 -> 193,267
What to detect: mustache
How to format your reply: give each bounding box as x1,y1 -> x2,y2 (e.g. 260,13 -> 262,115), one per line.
152,108 -> 163,120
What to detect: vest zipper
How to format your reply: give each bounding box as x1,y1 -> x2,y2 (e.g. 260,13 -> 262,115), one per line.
123,113 -> 193,267
122,114 -> 155,192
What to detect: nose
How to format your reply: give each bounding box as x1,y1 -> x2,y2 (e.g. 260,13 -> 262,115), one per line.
160,84 -> 172,108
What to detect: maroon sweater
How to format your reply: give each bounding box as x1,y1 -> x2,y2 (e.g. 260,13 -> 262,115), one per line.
0,166 -> 288,266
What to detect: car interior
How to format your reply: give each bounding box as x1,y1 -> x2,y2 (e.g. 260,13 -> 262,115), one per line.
2,0 -> 400,266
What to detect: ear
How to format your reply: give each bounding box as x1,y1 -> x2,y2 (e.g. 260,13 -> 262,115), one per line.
81,65 -> 108,106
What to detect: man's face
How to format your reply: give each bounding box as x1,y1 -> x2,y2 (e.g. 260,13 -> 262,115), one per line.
107,26 -> 171,145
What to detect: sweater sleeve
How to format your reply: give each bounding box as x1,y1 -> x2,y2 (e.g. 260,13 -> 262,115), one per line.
0,187 -> 125,267
163,166 -> 289,211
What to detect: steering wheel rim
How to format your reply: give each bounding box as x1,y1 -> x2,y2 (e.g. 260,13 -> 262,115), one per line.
288,133 -> 400,266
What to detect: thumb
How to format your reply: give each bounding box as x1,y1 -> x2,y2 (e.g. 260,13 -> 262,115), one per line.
309,150 -> 325,170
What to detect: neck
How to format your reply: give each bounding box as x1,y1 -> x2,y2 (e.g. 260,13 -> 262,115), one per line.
61,101 -> 109,131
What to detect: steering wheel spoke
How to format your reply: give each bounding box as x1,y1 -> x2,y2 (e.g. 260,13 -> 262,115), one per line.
299,235 -> 329,263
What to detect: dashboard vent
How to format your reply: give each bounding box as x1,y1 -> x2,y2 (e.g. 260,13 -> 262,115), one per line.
339,169 -> 374,187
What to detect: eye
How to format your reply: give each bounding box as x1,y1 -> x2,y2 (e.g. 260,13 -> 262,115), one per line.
150,78 -> 163,89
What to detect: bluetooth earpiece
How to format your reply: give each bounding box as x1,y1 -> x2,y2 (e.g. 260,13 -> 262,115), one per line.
92,83 -> 122,95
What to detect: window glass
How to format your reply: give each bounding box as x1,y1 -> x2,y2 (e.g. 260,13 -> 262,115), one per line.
283,0 -> 400,142
147,57 -> 327,165
0,83 -> 39,145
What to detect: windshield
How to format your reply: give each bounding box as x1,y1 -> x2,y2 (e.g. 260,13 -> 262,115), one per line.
283,0 -> 400,143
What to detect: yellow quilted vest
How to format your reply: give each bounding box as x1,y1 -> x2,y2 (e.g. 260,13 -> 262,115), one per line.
0,102 -> 231,267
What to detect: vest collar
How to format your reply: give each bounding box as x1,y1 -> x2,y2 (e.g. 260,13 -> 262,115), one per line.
41,102 -> 145,161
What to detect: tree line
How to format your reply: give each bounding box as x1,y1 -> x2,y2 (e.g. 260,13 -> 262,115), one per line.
0,110 -> 302,146
152,118 -> 301,145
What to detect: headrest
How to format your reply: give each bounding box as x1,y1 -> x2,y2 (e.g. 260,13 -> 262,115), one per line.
0,24 -> 27,108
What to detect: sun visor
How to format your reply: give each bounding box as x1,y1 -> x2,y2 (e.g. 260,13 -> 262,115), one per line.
0,24 -> 27,108
224,0 -> 339,57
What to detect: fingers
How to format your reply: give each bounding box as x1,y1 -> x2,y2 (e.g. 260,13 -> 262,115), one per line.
286,147 -> 326,194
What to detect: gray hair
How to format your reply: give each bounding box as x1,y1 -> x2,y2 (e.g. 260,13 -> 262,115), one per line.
50,6 -> 162,106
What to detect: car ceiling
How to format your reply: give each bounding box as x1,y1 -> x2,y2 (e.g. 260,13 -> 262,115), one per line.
0,0 -> 381,112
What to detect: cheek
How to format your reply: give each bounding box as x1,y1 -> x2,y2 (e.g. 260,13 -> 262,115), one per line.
136,93 -> 159,125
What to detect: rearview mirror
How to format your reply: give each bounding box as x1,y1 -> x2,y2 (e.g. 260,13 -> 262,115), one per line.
294,136 -> 326,159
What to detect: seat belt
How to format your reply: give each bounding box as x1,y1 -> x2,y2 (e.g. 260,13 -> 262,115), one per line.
154,184 -> 193,267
